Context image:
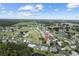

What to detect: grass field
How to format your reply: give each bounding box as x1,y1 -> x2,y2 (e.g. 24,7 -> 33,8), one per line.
28,29 -> 41,44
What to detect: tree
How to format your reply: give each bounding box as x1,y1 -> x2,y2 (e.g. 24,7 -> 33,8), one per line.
39,37 -> 45,44
0,42 -> 33,56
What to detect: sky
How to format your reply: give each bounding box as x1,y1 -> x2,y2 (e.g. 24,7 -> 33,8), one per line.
0,3 -> 79,20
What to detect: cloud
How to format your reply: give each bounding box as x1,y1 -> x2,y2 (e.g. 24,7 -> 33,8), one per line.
76,14 -> 79,18
18,12 -> 35,17
0,5 -> 6,10
18,4 -> 43,12
7,11 -> 14,15
35,4 -> 43,10
67,3 -> 79,9
1,10 -> 6,13
67,3 -> 79,11
67,9 -> 72,11
1,7 -> 6,9
18,5 -> 33,11
54,9 -> 59,12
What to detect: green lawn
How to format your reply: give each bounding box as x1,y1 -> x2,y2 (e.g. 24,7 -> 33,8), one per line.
28,29 -> 41,44
33,48 -> 54,56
